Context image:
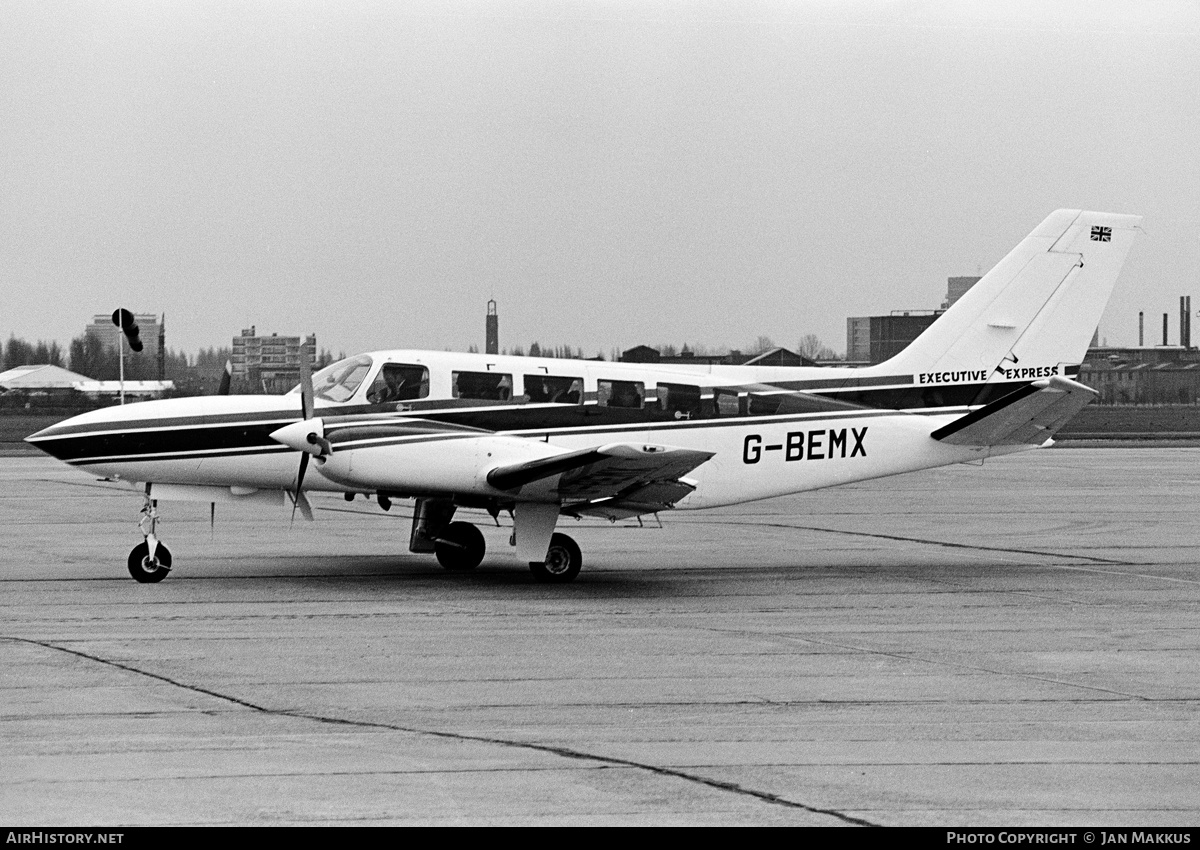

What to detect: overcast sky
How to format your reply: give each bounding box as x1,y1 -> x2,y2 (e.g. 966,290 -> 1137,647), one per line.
2,1 -> 1197,360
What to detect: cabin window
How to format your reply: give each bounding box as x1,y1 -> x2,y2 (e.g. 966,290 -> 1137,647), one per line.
367,364 -> 429,404
598,379 -> 644,409
658,383 -> 701,419
310,355 -> 372,402
524,374 -> 582,404
747,392 -> 782,416
453,370 -> 514,401
712,388 -> 744,417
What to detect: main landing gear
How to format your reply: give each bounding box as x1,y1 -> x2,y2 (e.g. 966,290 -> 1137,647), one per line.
410,497 -> 583,582
128,485 -> 172,583
529,533 -> 582,584
434,521 -> 486,572
432,522 -> 582,582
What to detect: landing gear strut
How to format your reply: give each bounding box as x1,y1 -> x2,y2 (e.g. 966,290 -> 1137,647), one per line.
529,533 -> 581,583
128,485 -> 172,583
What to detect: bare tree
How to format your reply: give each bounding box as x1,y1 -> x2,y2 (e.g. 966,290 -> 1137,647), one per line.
797,334 -> 824,358
752,335 -> 775,355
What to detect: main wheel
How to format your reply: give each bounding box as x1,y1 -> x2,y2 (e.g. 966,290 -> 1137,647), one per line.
435,522 -> 486,572
127,541 -> 172,583
529,533 -> 582,583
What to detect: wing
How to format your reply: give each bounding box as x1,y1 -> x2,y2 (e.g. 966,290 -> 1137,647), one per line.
931,375 -> 1097,446
487,442 -> 714,520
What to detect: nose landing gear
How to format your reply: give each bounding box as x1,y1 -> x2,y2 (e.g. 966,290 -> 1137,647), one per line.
128,485 -> 172,583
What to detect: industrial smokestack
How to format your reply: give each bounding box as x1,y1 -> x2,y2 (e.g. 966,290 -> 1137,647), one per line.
1183,296 -> 1192,349
1139,311 -> 1144,347
485,299 -> 499,355
1163,313 -> 1169,346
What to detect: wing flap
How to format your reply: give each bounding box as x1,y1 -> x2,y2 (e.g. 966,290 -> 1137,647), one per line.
487,442 -> 713,504
932,376 -> 1097,446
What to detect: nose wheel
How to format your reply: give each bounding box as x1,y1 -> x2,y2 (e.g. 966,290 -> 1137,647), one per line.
128,540 -> 172,583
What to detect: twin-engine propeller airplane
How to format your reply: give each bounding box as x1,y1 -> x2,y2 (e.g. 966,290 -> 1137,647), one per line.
29,209 -> 1141,584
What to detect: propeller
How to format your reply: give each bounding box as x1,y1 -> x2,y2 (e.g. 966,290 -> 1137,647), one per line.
217,359 -> 232,395
271,354 -> 331,523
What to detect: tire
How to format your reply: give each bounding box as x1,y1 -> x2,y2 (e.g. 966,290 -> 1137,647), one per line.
529,533 -> 582,583
127,541 -> 172,583
434,522 -> 486,572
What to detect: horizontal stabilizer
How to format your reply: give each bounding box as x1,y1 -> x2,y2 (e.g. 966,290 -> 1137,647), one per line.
931,376 -> 1097,446
487,442 -> 713,503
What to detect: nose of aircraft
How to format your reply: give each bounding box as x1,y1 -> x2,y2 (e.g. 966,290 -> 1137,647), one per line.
24,410 -> 91,458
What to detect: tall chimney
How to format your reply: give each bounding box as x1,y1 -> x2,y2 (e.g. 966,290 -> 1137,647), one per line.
1163,313 -> 1169,346
485,299 -> 499,355
1139,311 -> 1144,347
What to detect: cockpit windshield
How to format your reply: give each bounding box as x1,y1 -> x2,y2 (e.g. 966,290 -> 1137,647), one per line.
290,355 -> 374,403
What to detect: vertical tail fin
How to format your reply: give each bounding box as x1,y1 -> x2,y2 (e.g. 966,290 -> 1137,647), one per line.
880,210 -> 1141,379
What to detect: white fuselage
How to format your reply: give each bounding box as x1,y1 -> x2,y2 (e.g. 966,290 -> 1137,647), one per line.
28,349 -> 1031,510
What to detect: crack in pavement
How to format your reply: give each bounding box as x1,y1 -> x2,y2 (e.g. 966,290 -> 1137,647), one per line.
690,518 -> 1150,567
5,636 -> 878,826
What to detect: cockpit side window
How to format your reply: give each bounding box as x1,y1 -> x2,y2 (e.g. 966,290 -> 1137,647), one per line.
367,364 -> 430,404
309,356 -> 373,403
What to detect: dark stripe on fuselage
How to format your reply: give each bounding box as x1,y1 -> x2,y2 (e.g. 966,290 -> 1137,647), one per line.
29,377 -> 1066,464
811,379 -> 1027,411
33,420 -> 293,463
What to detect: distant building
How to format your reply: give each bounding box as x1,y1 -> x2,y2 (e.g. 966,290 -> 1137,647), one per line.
1078,346 -> 1200,405
84,312 -> 164,378
619,345 -> 815,367
0,364 -> 94,391
846,316 -> 871,362
942,276 -> 981,309
620,345 -> 661,364
847,277 -> 980,364
0,365 -> 173,403
231,326 -> 316,394
71,380 -> 174,401
741,347 -> 817,367
845,311 -> 942,365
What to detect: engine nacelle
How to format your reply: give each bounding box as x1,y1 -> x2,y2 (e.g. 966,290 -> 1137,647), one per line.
315,434 -> 563,498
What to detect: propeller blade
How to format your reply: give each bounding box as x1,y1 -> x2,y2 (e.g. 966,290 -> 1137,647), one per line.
299,350 -> 314,421
291,452 -> 311,524
296,449 -> 310,492
289,353 -> 321,525
290,489 -> 314,523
